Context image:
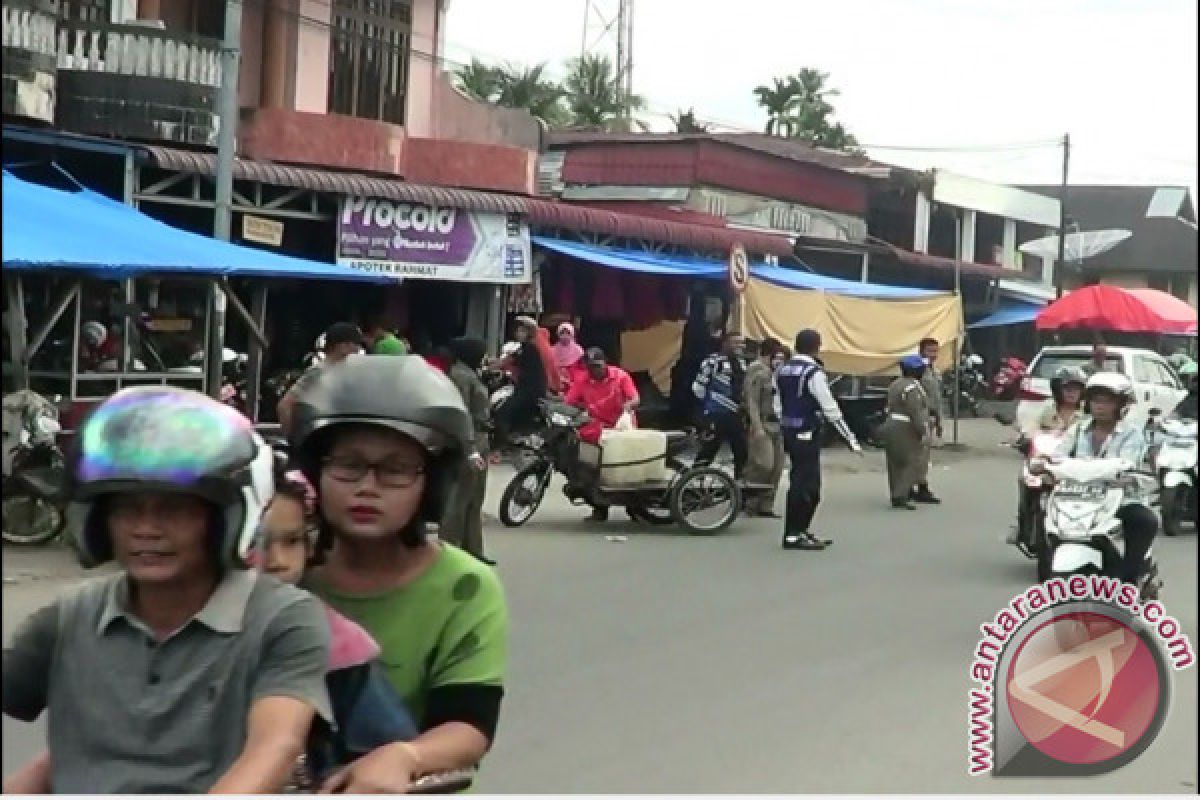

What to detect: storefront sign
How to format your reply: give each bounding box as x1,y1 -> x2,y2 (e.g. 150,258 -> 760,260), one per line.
728,243 -> 748,294
242,215 -> 284,247
336,197 -> 531,284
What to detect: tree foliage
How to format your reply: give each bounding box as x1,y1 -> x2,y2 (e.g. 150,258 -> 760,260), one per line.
752,68 -> 862,152
669,107 -> 710,133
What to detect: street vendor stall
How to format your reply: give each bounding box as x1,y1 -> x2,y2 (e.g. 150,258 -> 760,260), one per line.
2,172 -> 385,420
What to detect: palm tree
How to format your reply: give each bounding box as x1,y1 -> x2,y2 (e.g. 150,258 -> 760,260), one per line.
494,62 -> 567,127
453,58 -> 501,102
753,76 -> 801,137
669,107 -> 710,133
563,53 -> 644,131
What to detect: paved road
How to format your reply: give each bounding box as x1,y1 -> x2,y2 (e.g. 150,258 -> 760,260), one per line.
4,420 -> 1197,793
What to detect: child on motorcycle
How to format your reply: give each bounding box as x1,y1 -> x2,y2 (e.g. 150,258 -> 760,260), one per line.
254,467 -> 418,788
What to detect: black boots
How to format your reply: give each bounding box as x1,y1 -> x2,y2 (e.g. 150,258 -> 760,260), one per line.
911,485 -> 941,504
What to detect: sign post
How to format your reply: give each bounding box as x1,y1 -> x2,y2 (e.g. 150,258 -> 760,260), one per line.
728,243 -> 748,335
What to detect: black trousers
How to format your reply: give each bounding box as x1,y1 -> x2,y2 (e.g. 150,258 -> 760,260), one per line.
784,428 -> 823,534
1116,504 -> 1158,584
695,411 -> 748,478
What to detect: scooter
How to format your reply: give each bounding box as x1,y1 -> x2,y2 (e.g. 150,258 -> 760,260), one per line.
1155,417 -> 1197,536
1036,455 -> 1162,599
1013,429 -> 1066,561
943,353 -> 986,418
2,391 -> 68,546
991,356 -> 1028,402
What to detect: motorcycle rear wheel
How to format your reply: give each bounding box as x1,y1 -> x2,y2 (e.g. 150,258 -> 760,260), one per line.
1161,486 -> 1183,536
2,494 -> 66,545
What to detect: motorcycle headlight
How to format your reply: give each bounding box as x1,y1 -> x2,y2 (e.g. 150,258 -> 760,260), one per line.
550,413 -> 571,426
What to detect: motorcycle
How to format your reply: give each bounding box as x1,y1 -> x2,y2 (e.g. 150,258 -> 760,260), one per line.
1035,455 -> 1163,599
497,400 -> 742,535
1013,429 -> 1067,561
1155,417 -> 1197,536
2,391 -> 68,546
991,356 -> 1028,402
943,353 -> 987,418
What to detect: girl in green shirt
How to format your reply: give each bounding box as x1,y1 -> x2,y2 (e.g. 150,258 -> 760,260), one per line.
291,356 -> 509,794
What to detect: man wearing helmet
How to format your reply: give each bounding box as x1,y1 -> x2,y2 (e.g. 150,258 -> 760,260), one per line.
1052,372 -> 1158,585
289,355 -> 509,793
2,387 -> 333,794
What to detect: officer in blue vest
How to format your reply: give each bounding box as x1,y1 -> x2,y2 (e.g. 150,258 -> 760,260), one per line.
775,329 -> 862,550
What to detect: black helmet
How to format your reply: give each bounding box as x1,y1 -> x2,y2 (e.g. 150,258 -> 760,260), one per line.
66,386 -> 274,569
291,356 -> 472,532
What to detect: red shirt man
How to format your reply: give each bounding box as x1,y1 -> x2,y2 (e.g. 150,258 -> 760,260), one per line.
565,348 -> 640,444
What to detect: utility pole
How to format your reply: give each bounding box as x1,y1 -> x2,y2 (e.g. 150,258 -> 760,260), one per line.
1054,132 -> 1071,299
615,0 -> 634,127
208,0 -> 242,399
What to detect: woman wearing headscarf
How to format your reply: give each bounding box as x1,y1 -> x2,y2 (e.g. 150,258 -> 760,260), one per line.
552,322 -> 586,389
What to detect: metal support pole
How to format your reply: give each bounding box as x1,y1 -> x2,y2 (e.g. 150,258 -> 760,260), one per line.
5,275 -> 30,390
25,282 -> 81,365
246,285 -> 268,422
1054,132 -> 1070,299
209,0 -> 242,398
219,278 -> 269,349
953,213 -> 961,446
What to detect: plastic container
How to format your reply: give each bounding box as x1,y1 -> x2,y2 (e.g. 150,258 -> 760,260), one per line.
598,429 -> 668,485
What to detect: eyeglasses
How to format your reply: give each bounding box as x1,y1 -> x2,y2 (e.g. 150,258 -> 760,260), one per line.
321,455 -> 426,488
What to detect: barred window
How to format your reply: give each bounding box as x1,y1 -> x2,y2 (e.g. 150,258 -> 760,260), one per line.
328,0 -> 411,125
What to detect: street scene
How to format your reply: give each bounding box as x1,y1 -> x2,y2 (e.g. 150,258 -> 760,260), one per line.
2,0 -> 1198,794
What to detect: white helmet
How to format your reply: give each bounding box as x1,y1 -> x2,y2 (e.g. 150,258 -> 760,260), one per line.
81,321 -> 108,349
1084,371 -> 1135,404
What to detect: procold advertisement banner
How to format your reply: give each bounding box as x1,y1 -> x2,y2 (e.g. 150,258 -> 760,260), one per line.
337,197 -> 532,284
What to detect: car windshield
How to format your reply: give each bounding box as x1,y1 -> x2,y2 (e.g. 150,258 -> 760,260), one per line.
1033,353 -> 1123,379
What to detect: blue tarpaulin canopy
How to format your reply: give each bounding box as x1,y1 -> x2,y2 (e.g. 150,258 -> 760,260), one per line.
968,300 -> 1044,329
533,235 -> 939,298
1,172 -> 385,283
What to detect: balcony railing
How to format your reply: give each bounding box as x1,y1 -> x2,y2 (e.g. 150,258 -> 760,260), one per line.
1,0 -> 58,122
52,17 -> 221,146
56,18 -> 221,87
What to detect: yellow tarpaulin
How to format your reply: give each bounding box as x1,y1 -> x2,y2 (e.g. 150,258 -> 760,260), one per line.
743,277 -> 963,375
620,320 -> 686,392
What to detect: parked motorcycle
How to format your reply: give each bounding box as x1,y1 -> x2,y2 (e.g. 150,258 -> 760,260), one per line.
497,400 -> 741,535
1155,417 -> 1197,536
991,356 -> 1028,402
1036,455 -> 1162,599
943,353 -> 987,418
1013,429 -> 1067,561
2,391 -> 68,546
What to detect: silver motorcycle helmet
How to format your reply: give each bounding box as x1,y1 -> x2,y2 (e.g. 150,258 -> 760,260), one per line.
290,355 -> 473,542
65,386 -> 274,569
1050,365 -> 1088,401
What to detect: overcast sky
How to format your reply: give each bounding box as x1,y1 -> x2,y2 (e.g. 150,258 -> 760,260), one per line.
444,0 -> 1198,198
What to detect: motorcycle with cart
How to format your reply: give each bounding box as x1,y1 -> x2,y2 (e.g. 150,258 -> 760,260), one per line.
497,400 -> 749,535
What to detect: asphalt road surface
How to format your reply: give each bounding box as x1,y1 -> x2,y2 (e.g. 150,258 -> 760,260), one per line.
3,420 -> 1197,793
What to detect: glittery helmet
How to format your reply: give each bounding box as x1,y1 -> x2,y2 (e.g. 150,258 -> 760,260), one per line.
66,386 -> 274,568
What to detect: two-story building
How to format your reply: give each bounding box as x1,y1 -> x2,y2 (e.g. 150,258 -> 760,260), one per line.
3,0 -> 790,400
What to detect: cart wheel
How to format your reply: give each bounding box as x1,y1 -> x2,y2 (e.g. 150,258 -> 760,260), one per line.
2,495 -> 66,546
669,466 -> 741,535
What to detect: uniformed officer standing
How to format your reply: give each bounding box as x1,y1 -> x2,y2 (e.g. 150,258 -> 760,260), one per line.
913,337 -> 943,504
743,338 -> 784,517
881,355 -> 930,510
776,329 -> 861,551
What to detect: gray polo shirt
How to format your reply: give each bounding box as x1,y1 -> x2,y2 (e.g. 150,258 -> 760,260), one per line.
2,569 -> 332,794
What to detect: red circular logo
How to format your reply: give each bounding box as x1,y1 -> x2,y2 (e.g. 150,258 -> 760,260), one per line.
1006,611 -> 1162,765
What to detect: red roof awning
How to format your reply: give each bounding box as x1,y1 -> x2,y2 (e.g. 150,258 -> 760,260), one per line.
136,145 -> 794,258
1036,285 -> 1198,334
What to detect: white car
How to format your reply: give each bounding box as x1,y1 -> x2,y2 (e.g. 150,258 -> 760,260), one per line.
1016,345 -> 1187,433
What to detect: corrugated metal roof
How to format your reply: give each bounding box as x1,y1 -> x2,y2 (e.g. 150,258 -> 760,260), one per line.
136,144 -> 795,258
545,131 -> 893,176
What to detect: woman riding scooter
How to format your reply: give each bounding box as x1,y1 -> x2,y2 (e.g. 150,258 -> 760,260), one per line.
1011,366 -> 1088,552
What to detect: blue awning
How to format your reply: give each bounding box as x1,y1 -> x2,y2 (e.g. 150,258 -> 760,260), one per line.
968,300 -> 1044,329
533,236 -> 726,278
534,235 -> 940,298
1,172 -> 385,283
